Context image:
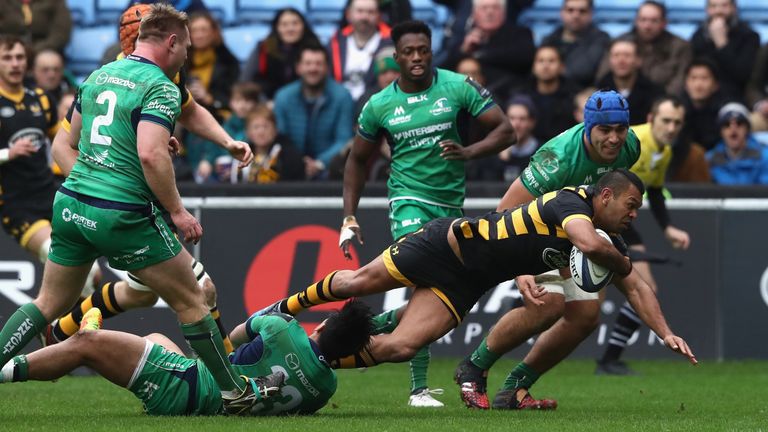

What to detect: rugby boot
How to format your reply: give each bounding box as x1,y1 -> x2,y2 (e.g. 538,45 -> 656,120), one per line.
79,308 -> 103,331
223,372 -> 286,415
492,388 -> 557,410
454,357 -> 490,409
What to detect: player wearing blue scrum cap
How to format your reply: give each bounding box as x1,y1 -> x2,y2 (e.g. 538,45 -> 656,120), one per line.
456,90 -> 644,410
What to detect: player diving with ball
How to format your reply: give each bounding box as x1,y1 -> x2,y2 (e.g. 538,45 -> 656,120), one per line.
255,169 -> 697,380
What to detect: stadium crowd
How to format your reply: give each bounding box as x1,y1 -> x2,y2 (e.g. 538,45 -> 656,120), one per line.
3,0 -> 768,185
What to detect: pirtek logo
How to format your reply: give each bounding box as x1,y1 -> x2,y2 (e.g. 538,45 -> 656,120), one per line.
2,318 -> 33,355
61,208 -> 98,230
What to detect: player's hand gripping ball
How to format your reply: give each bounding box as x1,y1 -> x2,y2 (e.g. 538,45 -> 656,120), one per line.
570,229 -> 615,293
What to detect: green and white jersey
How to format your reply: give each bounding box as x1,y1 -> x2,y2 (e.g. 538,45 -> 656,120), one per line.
65,55 -> 182,204
229,314 -> 337,415
520,123 -> 641,197
357,68 -> 495,208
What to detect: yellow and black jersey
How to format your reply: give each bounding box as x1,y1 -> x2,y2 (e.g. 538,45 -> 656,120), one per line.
452,186 -> 594,284
0,86 -> 58,205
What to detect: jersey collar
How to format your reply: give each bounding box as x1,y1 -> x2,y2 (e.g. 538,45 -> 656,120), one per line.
125,54 -> 159,67
0,85 -> 24,103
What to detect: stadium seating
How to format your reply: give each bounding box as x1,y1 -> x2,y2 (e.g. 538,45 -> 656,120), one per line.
95,0 -> 128,24
308,0 -> 347,22
667,22 -> 698,40
222,24 -> 271,63
65,25 -> 116,78
529,21 -> 557,45
203,0 -> 238,25
239,0 -> 308,23
599,21 -> 632,38
67,0 -> 96,26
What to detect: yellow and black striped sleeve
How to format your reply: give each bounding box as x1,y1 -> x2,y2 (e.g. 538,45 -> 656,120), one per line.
540,187 -> 594,232
35,88 -> 58,138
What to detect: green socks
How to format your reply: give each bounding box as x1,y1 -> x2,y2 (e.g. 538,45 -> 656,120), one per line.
469,337 -> 502,370
371,309 -> 399,335
502,362 -> 541,391
409,346 -> 430,393
0,303 -> 48,365
0,355 -> 28,383
180,314 -> 242,393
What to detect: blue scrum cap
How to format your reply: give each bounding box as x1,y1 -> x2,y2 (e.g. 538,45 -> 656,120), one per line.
583,90 -> 630,144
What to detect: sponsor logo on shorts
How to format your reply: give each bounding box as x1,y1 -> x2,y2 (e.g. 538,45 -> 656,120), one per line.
2,318 -> 33,355
61,208 -> 98,230
95,72 -> 136,89
114,245 -> 150,265
407,94 -> 428,104
285,352 -> 320,397
138,380 -> 160,400
429,97 -> 452,116
401,218 -> 421,227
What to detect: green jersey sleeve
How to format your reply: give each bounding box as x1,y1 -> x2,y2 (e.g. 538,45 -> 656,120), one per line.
245,314 -> 291,340
461,76 -> 495,118
521,146 -> 568,197
356,99 -> 381,142
140,81 -> 182,133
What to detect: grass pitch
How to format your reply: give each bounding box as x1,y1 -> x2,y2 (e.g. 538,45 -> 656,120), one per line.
1,358 -> 766,432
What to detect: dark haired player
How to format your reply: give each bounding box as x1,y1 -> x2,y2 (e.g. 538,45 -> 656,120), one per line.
339,19 -> 515,406
261,171 -> 696,390
0,300 -> 374,416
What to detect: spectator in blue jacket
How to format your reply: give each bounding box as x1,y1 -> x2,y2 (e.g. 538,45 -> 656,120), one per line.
273,44 -> 355,179
707,102 -> 768,184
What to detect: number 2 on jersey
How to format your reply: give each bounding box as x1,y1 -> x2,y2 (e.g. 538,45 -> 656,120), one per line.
90,90 -> 117,146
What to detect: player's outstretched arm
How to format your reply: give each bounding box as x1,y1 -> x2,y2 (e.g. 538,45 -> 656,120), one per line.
614,271 -> 698,365
440,105 -> 515,161
178,100 -> 253,167
340,135 -> 378,259
137,121 -> 201,244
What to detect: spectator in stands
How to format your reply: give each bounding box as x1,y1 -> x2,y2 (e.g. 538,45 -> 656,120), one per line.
667,132 -> 712,183
439,0 -> 534,97
512,44 -> 576,143
746,43 -> 768,132
434,0 -> 533,68
0,0 -> 71,54
707,102 -> 768,184
467,96 -> 538,181
240,8 -> 321,100
690,0 -> 759,100
339,0 -> 413,27
456,56 -> 485,85
572,86 -> 595,123
193,82 -> 263,184
234,106 -> 304,184
355,47 -> 401,118
185,12 -> 240,119
595,1 -> 691,96
27,49 -> 75,105
541,0 -> 609,90
328,0 -> 394,102
596,38 -> 663,126
135,0 -> 209,13
682,58 -> 729,151
274,44 -> 355,180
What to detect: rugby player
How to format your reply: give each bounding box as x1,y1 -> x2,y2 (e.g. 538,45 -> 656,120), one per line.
0,35 -> 101,297
263,170 -> 697,380
46,3 -> 253,352
0,300 -> 373,416
0,4 -> 258,414
340,19 -> 514,407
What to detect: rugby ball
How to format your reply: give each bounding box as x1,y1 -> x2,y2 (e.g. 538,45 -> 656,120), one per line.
570,229 -> 614,293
